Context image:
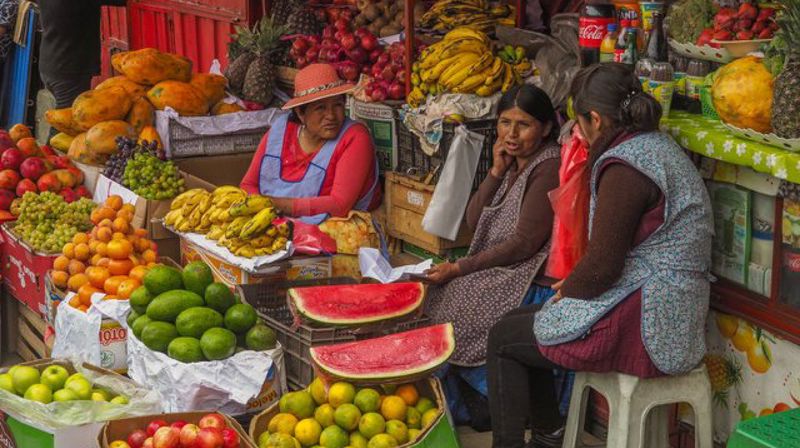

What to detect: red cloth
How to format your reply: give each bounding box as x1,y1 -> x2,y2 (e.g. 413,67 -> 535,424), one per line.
240,120 -> 381,217
538,158 -> 664,378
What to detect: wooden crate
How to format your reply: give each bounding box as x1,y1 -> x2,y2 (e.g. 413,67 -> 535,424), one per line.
385,172 -> 472,256
13,299 -> 52,361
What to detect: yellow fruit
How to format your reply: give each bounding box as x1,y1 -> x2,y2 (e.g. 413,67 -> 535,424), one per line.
421,409 -> 439,429
385,420 -> 409,444
268,413 -> 299,435
309,377 -> 328,405
747,341 -> 772,373
366,433 -> 398,448
350,432 -> 369,448
190,73 -> 227,105
211,100 -> 244,115
127,96 -> 155,133
716,314 -> 739,339
45,108 -> 83,136
354,388 -> 381,413
333,403 -> 361,431
95,76 -> 148,98
314,403 -> 336,428
712,56 -> 774,133
380,396 -> 407,421
293,418 -> 322,446
406,407 -> 421,429
731,323 -> 757,352
50,132 -> 75,152
85,120 -> 137,155
395,384 -> 419,406
147,80 -> 210,116
408,428 -> 421,442
358,412 -> 386,439
265,433 -> 300,448
112,48 -> 192,85
328,382 -> 356,408
415,397 -> 435,414
72,87 -> 134,131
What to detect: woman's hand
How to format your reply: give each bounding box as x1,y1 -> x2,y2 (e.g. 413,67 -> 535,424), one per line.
270,197 -> 294,215
424,262 -> 462,285
490,140 -> 514,178
551,279 -> 564,302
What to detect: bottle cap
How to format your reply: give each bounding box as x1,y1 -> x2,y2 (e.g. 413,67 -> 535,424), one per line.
608,23 -> 618,31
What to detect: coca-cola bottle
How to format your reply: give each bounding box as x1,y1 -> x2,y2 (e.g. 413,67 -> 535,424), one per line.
579,1 -> 617,66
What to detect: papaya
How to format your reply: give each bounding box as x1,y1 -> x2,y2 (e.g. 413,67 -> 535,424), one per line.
95,76 -> 149,99
127,96 -> 155,133
138,125 -> 163,149
45,108 -> 83,136
85,120 -> 136,156
72,87 -> 133,131
112,48 -> 193,85
49,132 -> 74,152
211,101 -> 244,115
147,81 -> 210,116
67,132 -> 105,165
190,73 -> 227,106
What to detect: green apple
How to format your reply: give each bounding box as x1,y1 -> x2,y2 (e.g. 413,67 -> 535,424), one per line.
91,389 -> 112,401
110,395 -> 129,405
65,378 -> 92,400
64,373 -> 86,387
23,384 -> 53,404
40,365 -> 70,391
0,373 -> 14,394
11,366 -> 40,395
53,388 -> 80,402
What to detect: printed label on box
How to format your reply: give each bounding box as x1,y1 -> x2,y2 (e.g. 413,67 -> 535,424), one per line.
99,321 -> 128,373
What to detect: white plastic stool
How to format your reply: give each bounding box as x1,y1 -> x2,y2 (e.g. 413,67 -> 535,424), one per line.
562,365 -> 714,448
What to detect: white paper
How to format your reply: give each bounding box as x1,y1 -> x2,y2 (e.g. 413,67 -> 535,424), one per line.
176,230 -> 294,272
358,248 -> 432,284
92,175 -> 140,206
422,125 -> 484,240
52,293 -> 104,366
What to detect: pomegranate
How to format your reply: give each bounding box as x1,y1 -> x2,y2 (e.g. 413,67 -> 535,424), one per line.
388,83 -> 406,100
292,39 -> 309,53
354,27 -> 370,39
361,34 -> 379,51
75,185 -> 91,198
334,18 -> 349,31
369,49 -> 383,62
1,148 -> 24,170
346,47 -> 367,63
322,27 -> 335,40
0,132 -> 14,151
340,33 -> 358,51
381,65 -> 396,82
338,62 -> 360,81
306,47 -> 320,62
377,53 -> 390,66
370,86 -> 388,102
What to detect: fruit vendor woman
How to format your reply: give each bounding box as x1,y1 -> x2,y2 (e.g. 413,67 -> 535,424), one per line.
241,63 -> 381,224
423,84 -> 561,369
487,63 -> 714,448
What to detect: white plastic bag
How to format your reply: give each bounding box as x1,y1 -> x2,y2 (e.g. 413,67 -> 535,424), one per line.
422,125 -> 485,240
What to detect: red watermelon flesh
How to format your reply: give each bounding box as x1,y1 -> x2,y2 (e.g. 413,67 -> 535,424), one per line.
288,282 -> 426,326
309,323 -> 455,380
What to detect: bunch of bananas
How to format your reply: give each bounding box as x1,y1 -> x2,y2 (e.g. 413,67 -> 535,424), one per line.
419,0 -> 515,33
407,27 -> 522,107
164,186 -> 290,258
498,44 -> 534,76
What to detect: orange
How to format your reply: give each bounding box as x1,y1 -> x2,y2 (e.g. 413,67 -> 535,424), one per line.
108,259 -> 134,276
112,232 -> 126,241
67,273 -> 90,292
95,242 -> 108,257
78,284 -> 102,306
147,262 -> 158,267
116,209 -> 134,223
102,295 -> 122,301
112,217 -> 130,234
121,203 -> 136,215
51,271 -> 69,289
107,239 -> 133,260
129,265 -> 148,282
136,238 -> 152,253
90,253 -> 104,266
142,249 -> 157,264
117,278 -> 141,299
63,243 -> 75,259
91,206 -> 117,225
134,228 -> 148,238
395,385 -> 419,406
86,266 -> 111,289
99,218 -> 114,228
96,257 -> 111,268
96,227 -> 113,242
69,295 -> 82,308
74,243 -> 91,261
68,260 -> 86,276
103,275 -> 129,295
128,254 -> 142,266
88,240 -> 101,254
72,232 -> 89,245
53,255 -> 70,272
105,195 -> 123,211
78,305 -> 89,313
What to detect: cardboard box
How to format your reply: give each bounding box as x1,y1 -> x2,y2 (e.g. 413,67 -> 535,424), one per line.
385,172 -> 472,256
97,412 -> 255,448
1,223 -> 59,316
175,152 -> 255,188
180,238 -> 331,288
248,377 -> 459,448
351,99 -> 399,173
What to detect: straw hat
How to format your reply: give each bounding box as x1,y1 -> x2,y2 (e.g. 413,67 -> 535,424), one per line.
282,63 -> 355,110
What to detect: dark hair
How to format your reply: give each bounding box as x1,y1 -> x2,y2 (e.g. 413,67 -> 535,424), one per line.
570,63 -> 662,156
497,84 -> 558,140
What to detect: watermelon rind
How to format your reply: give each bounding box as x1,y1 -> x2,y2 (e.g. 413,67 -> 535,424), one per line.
309,323 -> 455,381
288,282 -> 426,326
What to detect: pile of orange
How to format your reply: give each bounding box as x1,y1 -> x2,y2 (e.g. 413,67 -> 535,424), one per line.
50,195 -> 159,312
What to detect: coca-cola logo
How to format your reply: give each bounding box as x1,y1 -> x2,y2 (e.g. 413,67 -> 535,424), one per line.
579,18 -> 613,47
785,251 -> 800,272
580,24 -> 606,40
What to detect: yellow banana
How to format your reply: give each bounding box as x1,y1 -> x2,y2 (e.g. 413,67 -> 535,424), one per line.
240,207 -> 277,240
164,209 -> 181,227
207,225 -> 225,240
228,195 -> 273,217
170,188 -> 206,210
476,77 -> 503,96
225,216 -> 250,239
484,57 -> 505,85
212,185 -> 245,198
443,53 -> 493,90
501,62 -> 515,93
234,245 -> 256,258
454,68 -> 492,93
443,27 -> 491,47
439,53 -> 480,86
424,55 -> 460,82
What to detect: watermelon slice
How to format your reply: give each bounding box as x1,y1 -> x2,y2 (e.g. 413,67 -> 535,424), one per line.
309,323 -> 455,381
288,282 -> 426,326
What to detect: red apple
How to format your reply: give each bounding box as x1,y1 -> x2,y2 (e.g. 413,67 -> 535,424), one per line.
322,26 -> 335,40
0,189 -> 14,211
361,34 -> 379,51
381,65 -> 396,82
75,185 -> 91,198
15,178 -> 36,197
59,187 -> 77,203
195,427 -> 224,448
377,53 -> 390,66
39,144 -> 56,156
179,424 -> 200,447
340,32 -> 358,50
292,39 -> 309,54
146,420 -> 168,437
170,420 -> 187,430
127,429 -> 148,448
1,148 -> 24,170
346,47 -> 367,63
221,428 -> 240,448
19,157 -> 47,180
370,86 -> 387,102
0,132 -> 14,152
369,49 -> 382,62
388,83 -> 406,100
142,438 -> 154,448
308,35 -> 321,45
338,62 -> 360,81
354,27 -> 369,39
334,18 -> 349,31
152,426 -> 179,448
198,413 -> 226,430
0,169 -> 20,190
305,47 -> 319,62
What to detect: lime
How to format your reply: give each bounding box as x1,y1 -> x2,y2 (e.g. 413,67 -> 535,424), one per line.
385,420 -> 408,444
333,403 -> 361,431
224,303 -> 258,334
319,425 -> 349,448
358,413 -> 385,439
367,434 -> 398,448
200,327 -> 237,360
354,388 -> 381,413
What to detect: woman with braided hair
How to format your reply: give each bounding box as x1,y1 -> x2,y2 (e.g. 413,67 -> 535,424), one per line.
486,63 -> 713,448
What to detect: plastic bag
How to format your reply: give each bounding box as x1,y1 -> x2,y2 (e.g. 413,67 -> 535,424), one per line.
546,124 -> 590,279
284,218 -> 337,255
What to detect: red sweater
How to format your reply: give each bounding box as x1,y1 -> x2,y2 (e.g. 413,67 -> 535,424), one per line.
241,120 -> 381,217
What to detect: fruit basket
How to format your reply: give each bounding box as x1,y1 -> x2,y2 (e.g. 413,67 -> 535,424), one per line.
722,123 -> 800,152
668,39 -> 732,63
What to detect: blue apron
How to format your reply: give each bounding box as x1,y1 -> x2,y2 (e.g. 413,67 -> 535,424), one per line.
258,113 -> 379,225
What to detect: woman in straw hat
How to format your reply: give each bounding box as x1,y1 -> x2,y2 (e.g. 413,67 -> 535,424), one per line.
241,63 -> 380,224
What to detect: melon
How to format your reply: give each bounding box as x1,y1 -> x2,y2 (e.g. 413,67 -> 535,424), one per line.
309,323 -> 454,381
289,282 -> 426,326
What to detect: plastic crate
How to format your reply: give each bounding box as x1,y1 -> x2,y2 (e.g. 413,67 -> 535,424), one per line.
238,278 -> 432,389
396,118 -> 495,190
727,408 -> 800,447
700,85 -> 720,120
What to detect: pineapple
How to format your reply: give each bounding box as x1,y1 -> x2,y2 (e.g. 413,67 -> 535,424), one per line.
771,0 -> 800,138
704,354 -> 742,407
286,7 -> 324,36
242,18 -> 290,106
225,25 -> 258,94
272,0 -> 299,25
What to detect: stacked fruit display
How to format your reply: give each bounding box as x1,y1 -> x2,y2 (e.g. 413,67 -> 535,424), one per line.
110,413 -> 242,448
164,187 -> 290,258
363,42 -> 415,102
123,150 -> 185,200
407,27 -> 523,107
497,44 -> 533,75
418,0 -> 516,34
225,18 -> 291,107
11,192 -> 96,253
104,137 -> 165,185
46,47 -> 231,165
0,363 -> 128,405
127,261 -> 277,363
288,21 -> 383,77
696,3 -> 777,44
50,195 -> 158,311
256,379 -> 440,448
353,0 -> 425,37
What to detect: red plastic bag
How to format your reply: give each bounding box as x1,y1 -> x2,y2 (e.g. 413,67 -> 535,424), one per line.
279,218 -> 337,256
546,125 -> 590,280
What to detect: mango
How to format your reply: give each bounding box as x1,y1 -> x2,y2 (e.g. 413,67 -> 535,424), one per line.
49,133 -> 74,152
211,101 -> 244,115
72,87 -> 133,131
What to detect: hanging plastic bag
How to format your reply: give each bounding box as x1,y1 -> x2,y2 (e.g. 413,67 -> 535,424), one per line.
546,124 -> 590,279
282,218 -> 337,255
